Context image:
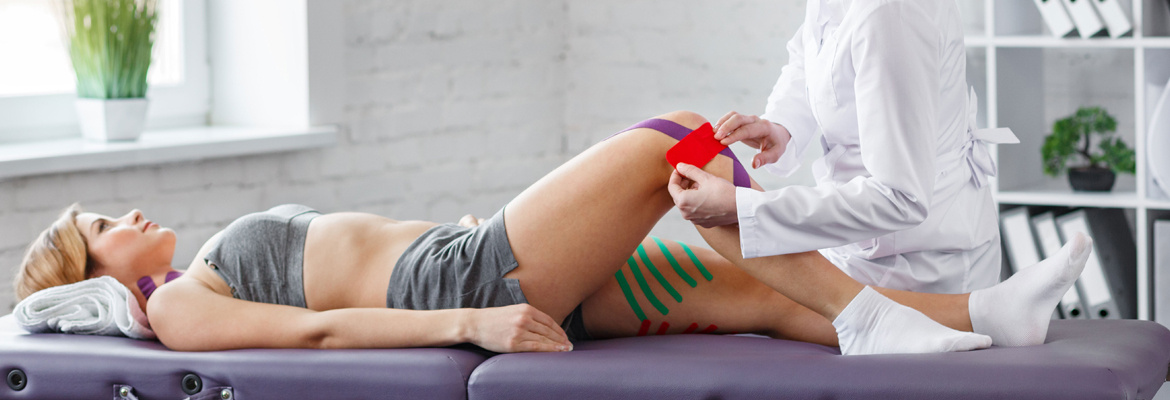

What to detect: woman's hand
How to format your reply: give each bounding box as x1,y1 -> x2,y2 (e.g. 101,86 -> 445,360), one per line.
667,163 -> 739,228
458,214 -> 485,228
714,111 -> 792,169
463,304 -> 572,353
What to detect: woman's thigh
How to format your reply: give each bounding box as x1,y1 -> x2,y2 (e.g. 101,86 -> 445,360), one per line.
579,237 -> 838,346
502,111 -> 746,323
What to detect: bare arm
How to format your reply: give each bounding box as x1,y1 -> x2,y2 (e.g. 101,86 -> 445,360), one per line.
147,280 -> 572,352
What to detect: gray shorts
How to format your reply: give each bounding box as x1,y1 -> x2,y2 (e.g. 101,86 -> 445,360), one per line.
387,208 -> 591,342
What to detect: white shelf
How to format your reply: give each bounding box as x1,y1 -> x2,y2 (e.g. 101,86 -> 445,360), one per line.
0,125 -> 338,180
993,36 -> 1140,48
995,190 -> 1141,208
978,0 -> 1167,321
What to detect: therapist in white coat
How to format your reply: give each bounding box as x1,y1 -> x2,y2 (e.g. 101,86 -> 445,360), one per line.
670,0 -> 1016,294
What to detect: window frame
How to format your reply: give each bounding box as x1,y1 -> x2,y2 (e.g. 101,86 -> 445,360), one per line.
0,0 -> 209,143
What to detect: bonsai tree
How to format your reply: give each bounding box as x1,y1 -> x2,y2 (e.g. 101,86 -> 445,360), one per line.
1041,106 -> 1136,177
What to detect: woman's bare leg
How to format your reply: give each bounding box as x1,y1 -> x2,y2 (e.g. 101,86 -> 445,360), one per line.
503,110 -> 757,323
579,237 -> 838,346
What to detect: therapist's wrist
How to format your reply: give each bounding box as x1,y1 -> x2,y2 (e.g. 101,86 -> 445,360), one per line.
770,121 -> 793,147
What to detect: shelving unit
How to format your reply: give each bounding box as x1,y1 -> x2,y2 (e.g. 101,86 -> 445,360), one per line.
964,0 -> 1170,320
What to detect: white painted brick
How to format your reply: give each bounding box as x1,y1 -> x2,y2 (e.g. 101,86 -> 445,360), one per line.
350,144 -> 389,174
0,209 -> 59,251
242,154 -> 282,185
279,150 -> 324,184
265,183 -> 339,211
191,187 -> 264,226
406,164 -> 474,196
427,197 -> 464,223
336,174 -> 409,206
14,175 -> 68,212
113,167 -> 160,201
134,191 -> 195,229
201,157 -> 245,188
155,162 -> 206,193
389,200 -> 429,221
61,170 -> 115,205
382,138 -> 429,168
319,147 -> 355,178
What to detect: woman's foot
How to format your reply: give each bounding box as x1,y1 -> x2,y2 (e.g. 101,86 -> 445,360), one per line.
968,233 -> 1093,347
833,286 -> 992,355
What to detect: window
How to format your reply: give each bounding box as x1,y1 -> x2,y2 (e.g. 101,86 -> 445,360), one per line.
0,0 -> 208,143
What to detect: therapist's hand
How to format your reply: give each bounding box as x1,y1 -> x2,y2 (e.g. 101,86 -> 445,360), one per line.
714,111 -> 792,169
668,163 -> 738,228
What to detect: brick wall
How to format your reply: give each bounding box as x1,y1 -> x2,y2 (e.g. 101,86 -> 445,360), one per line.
0,0 -> 809,310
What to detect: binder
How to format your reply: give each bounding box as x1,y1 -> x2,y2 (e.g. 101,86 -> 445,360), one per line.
1032,212 -> 1088,319
1056,209 -> 1137,319
1034,0 -> 1077,38
1000,207 -> 1042,273
1001,207 -> 1062,319
1089,0 -> 1133,38
1061,0 -> 1107,38
1155,220 -> 1170,328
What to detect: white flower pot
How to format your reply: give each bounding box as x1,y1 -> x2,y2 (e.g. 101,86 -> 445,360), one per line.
75,98 -> 150,142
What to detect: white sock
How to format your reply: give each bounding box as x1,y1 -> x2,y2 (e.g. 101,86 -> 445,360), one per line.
832,286 -> 992,355
968,232 -> 1092,347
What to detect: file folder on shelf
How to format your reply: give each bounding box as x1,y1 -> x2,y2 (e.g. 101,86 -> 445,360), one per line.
1090,0 -> 1133,38
1000,207 -> 1061,319
1155,220 -> 1170,328
1034,0 -> 1077,38
1056,209 -> 1137,319
1061,0 -> 1107,38
1000,207 -> 1042,273
1032,212 -> 1088,319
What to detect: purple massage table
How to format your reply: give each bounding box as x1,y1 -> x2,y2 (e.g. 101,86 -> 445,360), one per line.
0,315 -> 489,400
2,315 -> 1168,400
469,320 -> 1170,400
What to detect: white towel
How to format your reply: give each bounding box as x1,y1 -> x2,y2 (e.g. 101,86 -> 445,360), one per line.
14,276 -> 156,340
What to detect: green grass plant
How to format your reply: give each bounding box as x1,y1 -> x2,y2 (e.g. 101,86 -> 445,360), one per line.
65,0 -> 158,99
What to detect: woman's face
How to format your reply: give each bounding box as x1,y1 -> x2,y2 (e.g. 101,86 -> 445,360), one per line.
74,209 -> 176,282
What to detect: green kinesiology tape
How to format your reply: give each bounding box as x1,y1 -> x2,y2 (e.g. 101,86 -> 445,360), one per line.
627,257 -> 669,316
614,269 -> 647,321
678,241 -> 714,281
652,237 -> 697,288
637,244 -> 682,303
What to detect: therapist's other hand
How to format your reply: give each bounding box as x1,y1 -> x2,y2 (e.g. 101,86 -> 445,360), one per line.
714,111 -> 792,169
668,163 -> 738,228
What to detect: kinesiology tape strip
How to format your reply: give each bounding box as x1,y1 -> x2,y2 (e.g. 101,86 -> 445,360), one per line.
609,118 -> 751,188
665,122 -> 725,170
615,239 -> 718,324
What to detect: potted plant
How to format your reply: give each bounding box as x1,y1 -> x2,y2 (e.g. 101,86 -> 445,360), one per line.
63,0 -> 158,141
1041,106 -> 1136,191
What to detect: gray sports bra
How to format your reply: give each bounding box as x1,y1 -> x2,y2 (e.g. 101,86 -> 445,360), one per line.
204,204 -> 320,308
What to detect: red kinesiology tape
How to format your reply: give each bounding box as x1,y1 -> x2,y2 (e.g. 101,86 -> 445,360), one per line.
665,122 -> 727,170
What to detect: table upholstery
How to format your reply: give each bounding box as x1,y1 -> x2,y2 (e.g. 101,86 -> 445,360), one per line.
0,315 -> 488,400
467,320 -> 1170,400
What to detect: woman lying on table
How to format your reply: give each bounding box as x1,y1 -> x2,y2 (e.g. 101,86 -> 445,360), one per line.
14,111 -> 1089,355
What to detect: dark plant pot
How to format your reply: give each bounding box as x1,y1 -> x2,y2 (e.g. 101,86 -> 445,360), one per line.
1068,167 -> 1116,192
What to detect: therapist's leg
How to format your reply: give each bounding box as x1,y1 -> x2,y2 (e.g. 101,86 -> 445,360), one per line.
691,196 -> 1091,352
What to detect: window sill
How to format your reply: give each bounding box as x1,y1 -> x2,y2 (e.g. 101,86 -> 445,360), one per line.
0,125 -> 338,181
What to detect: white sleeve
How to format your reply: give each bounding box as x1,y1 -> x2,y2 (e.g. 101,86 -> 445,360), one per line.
737,4 -> 941,259
760,23 -> 819,178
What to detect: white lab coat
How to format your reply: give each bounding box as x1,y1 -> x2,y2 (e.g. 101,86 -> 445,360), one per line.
736,0 -> 1015,293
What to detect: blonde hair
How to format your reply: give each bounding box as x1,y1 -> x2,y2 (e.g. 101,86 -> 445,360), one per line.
13,204 -> 89,301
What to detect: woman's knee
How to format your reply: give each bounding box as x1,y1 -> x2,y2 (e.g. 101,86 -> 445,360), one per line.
656,110 -> 709,130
